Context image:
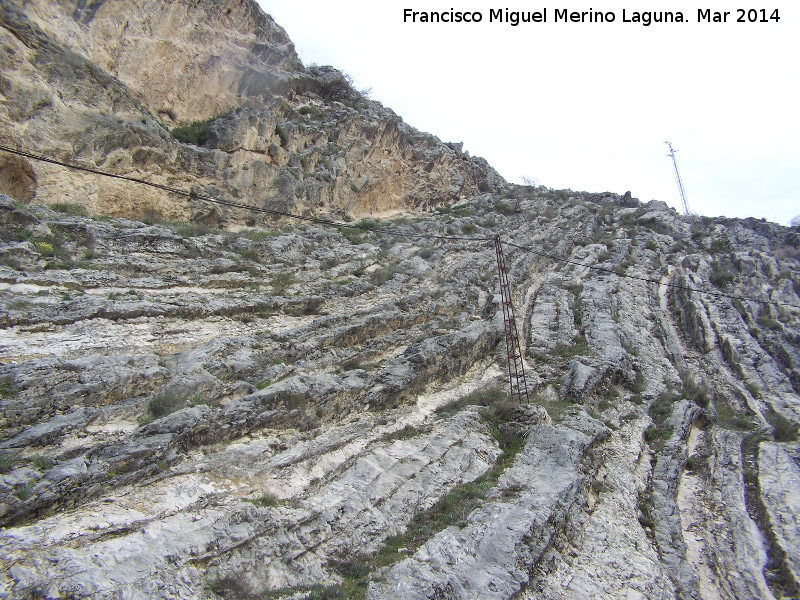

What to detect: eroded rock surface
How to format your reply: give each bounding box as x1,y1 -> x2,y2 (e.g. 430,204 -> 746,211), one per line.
1,1 -> 799,599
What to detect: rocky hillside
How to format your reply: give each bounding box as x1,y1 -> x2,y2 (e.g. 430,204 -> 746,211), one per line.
2,2 -> 800,600
0,0 -> 502,222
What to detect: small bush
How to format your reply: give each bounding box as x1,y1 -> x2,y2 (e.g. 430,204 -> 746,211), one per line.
245,492 -> 279,507
307,585 -> 349,600
271,272 -> 294,293
552,339 -> 589,358
33,241 -> 54,256
297,105 -> 325,118
494,200 -> 515,216
148,391 -> 186,418
766,410 -> 799,442
139,203 -> 164,225
17,483 -> 34,501
52,202 -> 88,216
341,359 -> 363,372
0,453 -> 14,474
715,401 -> 753,432
710,265 -> 735,288
170,117 -> 215,146
32,455 -> 54,471
0,376 -> 18,398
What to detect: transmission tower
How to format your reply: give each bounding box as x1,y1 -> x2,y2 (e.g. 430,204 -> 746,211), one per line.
665,141 -> 691,215
494,235 -> 529,402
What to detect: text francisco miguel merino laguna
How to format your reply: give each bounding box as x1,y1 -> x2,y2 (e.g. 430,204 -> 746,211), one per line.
402,8 -> 781,26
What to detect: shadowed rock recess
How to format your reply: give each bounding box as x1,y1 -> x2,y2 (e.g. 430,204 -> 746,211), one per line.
1,2 -> 799,600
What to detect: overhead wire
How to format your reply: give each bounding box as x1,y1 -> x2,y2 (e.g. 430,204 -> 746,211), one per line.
1,143 -> 798,310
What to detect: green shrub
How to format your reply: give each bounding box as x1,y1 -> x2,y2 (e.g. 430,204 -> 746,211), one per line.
0,376 -> 18,398
51,202 -> 88,216
341,359 -> 363,372
245,492 -> 279,507
33,241 -> 54,256
0,453 -> 14,474
147,391 -> 186,419
765,410 -> 799,442
170,117 -> 215,146
32,455 -> 54,471
17,483 -> 34,500
270,272 -> 294,293
710,265 -> 735,288
494,200 -> 515,216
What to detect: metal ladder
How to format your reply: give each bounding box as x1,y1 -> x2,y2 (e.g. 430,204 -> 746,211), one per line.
494,235 -> 529,401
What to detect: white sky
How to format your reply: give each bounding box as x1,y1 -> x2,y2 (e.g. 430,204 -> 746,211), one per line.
258,1 -> 799,225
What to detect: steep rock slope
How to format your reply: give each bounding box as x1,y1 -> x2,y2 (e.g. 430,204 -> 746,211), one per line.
0,192 -> 799,600
1,1 -> 800,599
0,0 -> 503,222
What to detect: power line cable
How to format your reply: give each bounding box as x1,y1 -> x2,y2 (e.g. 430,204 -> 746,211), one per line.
1,143 -> 797,310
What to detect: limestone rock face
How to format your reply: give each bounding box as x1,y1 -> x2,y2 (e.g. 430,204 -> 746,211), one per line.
1,189 -> 799,600
1,2 -> 800,599
0,0 -> 504,223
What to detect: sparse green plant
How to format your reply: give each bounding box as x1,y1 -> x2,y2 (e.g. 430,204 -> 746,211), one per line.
715,402 -> 753,432
710,264 -> 735,288
33,241 -> 54,256
765,410 -> 799,442
32,455 -> 54,471
245,492 -> 279,507
645,391 -> 679,449
170,116 -> 216,146
320,257 -> 340,270
0,453 -> 14,474
745,382 -> 760,399
0,375 -> 18,398
139,203 -> 164,225
493,200 -> 515,216
51,202 -> 89,216
341,359 -> 363,372
681,374 -> 712,407
17,483 -> 34,500
270,272 -> 294,293
147,390 -> 187,419
369,262 -> 401,286
382,424 -> 430,443
552,338 -> 589,358
297,105 -> 325,118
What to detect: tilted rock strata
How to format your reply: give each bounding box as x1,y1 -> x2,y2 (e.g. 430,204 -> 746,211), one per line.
0,0 -> 799,597
0,190 -> 798,599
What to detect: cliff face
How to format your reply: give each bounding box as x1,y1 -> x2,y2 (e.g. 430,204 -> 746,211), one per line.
1,2 -> 800,600
0,0 -> 503,222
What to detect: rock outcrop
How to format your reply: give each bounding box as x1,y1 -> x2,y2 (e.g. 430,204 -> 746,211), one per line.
0,0 -> 503,224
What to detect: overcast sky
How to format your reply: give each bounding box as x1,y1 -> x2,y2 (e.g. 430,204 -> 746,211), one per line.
258,1 -> 799,225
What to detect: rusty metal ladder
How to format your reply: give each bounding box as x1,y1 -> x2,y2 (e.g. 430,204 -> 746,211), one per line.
494,235 -> 529,401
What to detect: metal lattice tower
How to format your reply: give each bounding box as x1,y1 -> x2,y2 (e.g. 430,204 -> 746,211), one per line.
494,235 -> 529,401
665,141 -> 691,216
